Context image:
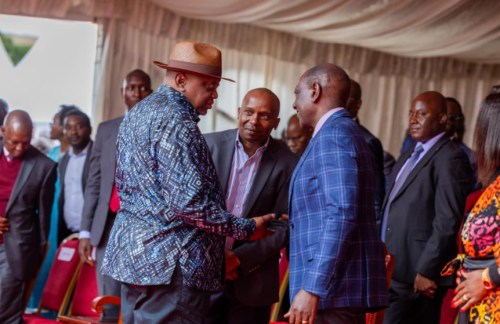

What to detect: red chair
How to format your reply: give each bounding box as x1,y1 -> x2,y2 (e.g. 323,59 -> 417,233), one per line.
366,245 -> 395,324
92,296 -> 123,324
57,261 -> 100,323
23,234 -> 82,324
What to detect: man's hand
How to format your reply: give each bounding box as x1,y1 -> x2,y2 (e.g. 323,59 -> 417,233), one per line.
0,217 -> 9,234
78,238 -> 94,266
248,213 -> 276,240
414,273 -> 437,298
284,289 -> 319,324
225,249 -> 240,273
279,213 -> 289,221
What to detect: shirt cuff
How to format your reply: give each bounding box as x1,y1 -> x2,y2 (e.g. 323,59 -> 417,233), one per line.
79,231 -> 91,239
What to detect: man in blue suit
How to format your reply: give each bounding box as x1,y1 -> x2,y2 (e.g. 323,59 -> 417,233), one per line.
285,63 -> 389,324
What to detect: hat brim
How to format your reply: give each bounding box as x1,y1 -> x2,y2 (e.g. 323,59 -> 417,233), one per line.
153,61 -> 235,83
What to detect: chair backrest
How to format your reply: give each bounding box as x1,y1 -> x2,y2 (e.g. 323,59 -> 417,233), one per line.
69,262 -> 99,316
39,234 -> 81,316
269,248 -> 289,322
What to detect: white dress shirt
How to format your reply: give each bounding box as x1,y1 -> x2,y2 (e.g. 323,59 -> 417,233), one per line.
63,143 -> 90,232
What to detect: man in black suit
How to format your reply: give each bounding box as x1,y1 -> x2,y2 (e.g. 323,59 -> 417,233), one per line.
345,80 -> 385,227
78,69 -> 152,322
0,99 -> 8,127
58,110 -> 93,243
0,111 -> 57,323
204,88 -> 298,324
381,91 -> 473,324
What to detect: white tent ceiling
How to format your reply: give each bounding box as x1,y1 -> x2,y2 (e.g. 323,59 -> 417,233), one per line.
151,0 -> 500,63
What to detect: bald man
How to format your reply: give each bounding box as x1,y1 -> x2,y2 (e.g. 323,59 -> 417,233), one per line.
78,69 -> 153,322
287,64 -> 388,324
204,88 -> 299,324
0,111 -> 57,323
285,114 -> 312,157
346,80 -> 385,227
381,92 -> 473,323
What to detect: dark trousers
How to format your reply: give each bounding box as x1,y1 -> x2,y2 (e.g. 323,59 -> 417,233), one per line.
315,308 -> 366,324
204,281 -> 271,324
383,279 -> 447,324
95,213 -> 121,322
0,245 -> 28,324
121,267 -> 211,324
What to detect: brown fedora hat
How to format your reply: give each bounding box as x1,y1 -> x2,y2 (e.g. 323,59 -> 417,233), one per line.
153,41 -> 235,82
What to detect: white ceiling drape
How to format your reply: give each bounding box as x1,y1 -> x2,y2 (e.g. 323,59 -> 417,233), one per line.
151,0 -> 500,63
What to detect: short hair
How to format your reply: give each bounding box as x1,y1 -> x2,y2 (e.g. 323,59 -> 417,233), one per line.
473,85 -> 500,185
64,109 -> 91,128
303,63 -> 351,107
445,97 -> 463,117
127,69 -> 152,88
59,104 -> 81,125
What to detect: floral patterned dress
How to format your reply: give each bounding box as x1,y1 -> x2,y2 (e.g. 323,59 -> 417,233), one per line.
461,173 -> 500,323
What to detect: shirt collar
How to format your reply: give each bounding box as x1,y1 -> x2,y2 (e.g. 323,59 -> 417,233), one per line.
235,131 -> 270,157
418,132 -> 446,153
68,141 -> 91,157
313,107 -> 344,137
2,147 -> 12,162
159,84 -> 200,123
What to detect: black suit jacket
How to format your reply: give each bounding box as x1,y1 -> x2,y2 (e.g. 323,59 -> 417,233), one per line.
383,136 -> 473,286
57,141 -> 93,244
80,117 -> 123,246
204,129 -> 299,307
358,123 -> 385,227
1,141 -> 57,280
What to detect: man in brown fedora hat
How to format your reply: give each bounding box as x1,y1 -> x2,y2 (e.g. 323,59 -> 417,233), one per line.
102,41 -> 276,324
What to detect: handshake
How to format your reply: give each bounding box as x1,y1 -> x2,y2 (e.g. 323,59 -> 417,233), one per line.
248,213 -> 288,241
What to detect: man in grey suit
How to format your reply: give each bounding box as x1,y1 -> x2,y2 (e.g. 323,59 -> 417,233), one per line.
204,88 -> 299,324
57,110 -> 93,243
0,111 -> 57,323
78,69 -> 152,321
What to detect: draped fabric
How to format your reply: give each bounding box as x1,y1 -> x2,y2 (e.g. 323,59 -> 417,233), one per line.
1,0 -> 500,156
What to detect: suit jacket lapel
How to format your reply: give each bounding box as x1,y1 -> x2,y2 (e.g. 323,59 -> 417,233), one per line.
217,130 -> 236,195
5,147 -> 37,214
382,146 -> 414,210
242,138 -> 278,218
82,141 -> 93,191
392,136 -> 449,202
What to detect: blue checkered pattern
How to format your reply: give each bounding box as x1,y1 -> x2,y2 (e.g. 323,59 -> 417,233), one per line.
288,109 -> 389,310
102,85 -> 256,291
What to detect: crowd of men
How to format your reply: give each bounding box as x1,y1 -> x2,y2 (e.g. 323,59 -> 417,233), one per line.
0,40 -> 479,324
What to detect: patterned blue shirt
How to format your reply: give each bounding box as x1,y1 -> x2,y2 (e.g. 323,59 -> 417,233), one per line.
102,84 -> 256,290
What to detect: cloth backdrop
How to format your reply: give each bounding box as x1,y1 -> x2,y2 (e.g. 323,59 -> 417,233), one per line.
1,0 -> 500,156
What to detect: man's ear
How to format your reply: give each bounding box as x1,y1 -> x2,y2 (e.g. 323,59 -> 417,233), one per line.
354,99 -> 362,116
175,73 -> 187,92
0,126 -> 4,137
439,112 -> 447,125
311,82 -> 321,103
237,107 -> 241,120
274,117 -> 281,130
120,87 -> 125,99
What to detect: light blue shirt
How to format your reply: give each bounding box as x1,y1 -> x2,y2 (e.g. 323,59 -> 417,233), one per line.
63,143 -> 90,232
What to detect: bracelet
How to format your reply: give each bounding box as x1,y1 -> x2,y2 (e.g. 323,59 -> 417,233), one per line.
482,268 -> 496,290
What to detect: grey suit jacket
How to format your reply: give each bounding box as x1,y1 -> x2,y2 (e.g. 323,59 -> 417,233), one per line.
81,116 -> 123,246
57,141 -> 93,244
0,141 -> 57,280
204,129 -> 299,307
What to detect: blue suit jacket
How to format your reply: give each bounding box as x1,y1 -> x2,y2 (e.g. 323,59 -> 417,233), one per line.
288,109 -> 389,311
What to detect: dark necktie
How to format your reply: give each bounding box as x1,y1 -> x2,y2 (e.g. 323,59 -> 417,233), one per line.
381,144 -> 424,240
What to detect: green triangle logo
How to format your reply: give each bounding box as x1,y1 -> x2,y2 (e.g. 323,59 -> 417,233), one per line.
0,30 -> 37,66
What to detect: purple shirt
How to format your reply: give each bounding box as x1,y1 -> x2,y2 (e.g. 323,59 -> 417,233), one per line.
225,132 -> 269,249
